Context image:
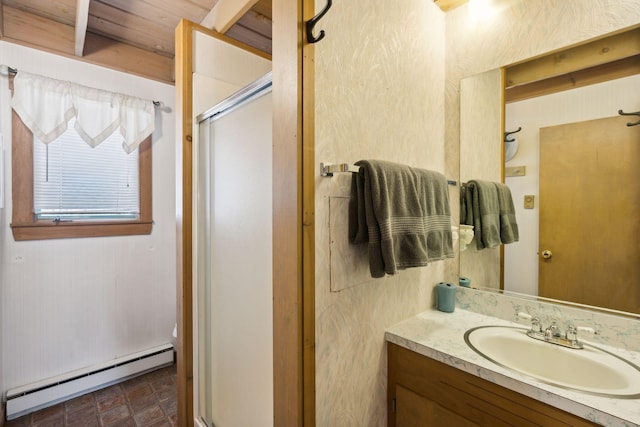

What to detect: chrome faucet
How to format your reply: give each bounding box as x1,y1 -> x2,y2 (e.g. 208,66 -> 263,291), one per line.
517,312 -> 596,350
544,322 -> 560,340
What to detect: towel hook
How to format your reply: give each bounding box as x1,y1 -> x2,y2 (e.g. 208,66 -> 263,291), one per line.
504,127 -> 522,142
618,109 -> 640,127
306,0 -> 333,44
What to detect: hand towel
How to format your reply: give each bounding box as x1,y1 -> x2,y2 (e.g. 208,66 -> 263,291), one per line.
468,179 -> 501,249
495,182 -> 519,244
460,185 -> 474,227
460,185 -> 467,226
349,160 -> 454,278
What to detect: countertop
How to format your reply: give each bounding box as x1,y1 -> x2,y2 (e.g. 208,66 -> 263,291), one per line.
385,309 -> 640,427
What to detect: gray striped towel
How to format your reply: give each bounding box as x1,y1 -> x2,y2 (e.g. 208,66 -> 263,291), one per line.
349,160 -> 454,278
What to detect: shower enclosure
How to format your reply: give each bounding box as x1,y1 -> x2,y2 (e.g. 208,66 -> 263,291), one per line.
194,73 -> 273,427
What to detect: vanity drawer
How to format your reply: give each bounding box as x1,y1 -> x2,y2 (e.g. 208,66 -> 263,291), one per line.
388,343 -> 599,427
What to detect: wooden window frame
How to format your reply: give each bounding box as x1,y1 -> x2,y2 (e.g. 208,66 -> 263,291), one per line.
10,110 -> 153,241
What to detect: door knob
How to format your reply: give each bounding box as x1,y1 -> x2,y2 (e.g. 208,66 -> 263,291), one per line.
542,250 -> 553,259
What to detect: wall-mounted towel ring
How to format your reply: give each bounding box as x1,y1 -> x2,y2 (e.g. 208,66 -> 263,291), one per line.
306,0 -> 333,43
618,109 -> 640,127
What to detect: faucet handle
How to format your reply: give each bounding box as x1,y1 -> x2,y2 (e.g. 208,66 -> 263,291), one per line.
517,312 -> 541,333
576,326 -> 597,341
531,317 -> 541,333
567,324 -> 597,345
568,325 -> 597,335
577,326 -> 596,335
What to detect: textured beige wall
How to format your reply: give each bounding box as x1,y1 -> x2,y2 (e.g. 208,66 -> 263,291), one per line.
447,0 -> 640,290
314,0 -> 640,424
314,0 -> 451,425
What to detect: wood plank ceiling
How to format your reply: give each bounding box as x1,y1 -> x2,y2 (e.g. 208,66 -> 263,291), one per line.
0,0 -> 272,84
0,1 -> 468,85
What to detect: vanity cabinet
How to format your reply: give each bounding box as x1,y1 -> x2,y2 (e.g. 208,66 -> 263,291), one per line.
387,343 -> 599,427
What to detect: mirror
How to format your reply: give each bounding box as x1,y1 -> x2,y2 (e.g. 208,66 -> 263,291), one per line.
459,29 -> 640,315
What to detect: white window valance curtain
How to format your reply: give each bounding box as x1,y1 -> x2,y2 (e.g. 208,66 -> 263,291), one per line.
11,71 -> 155,154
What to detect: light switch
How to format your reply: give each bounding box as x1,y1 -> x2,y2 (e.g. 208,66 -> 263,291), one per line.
506,166 -> 526,177
524,195 -> 535,209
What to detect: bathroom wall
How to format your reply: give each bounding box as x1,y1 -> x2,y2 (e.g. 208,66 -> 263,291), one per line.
314,1 -> 452,425
0,42 -> 177,393
313,1 -> 640,424
446,0 -> 640,290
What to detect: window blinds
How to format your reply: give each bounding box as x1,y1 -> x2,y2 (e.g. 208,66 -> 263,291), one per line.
33,118 -> 140,220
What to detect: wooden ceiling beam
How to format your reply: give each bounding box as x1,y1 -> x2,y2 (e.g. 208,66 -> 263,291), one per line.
251,0 -> 271,20
87,1 -> 175,57
505,54 -> 640,103
506,28 -> 640,88
200,0 -> 258,33
82,32 -> 174,84
3,5 -> 75,55
2,5 -> 173,84
74,0 -> 90,56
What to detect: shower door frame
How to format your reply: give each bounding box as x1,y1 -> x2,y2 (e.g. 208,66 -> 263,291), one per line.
193,73 -> 273,427
175,9 -> 313,425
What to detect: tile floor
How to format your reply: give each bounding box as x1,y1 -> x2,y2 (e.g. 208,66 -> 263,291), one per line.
6,364 -> 177,427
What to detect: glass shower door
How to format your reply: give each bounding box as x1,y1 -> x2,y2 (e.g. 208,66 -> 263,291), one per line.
194,74 -> 273,427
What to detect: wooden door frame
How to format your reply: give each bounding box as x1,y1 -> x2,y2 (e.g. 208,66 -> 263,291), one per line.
272,0 -> 316,425
175,19 -> 194,427
175,0 -> 316,424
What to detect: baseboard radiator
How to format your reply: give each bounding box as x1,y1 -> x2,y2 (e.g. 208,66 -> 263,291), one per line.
6,343 -> 174,420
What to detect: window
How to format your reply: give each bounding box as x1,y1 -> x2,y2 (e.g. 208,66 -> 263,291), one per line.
11,110 -> 152,240
33,117 -> 140,221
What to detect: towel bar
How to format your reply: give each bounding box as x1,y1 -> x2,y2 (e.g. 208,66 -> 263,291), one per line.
320,162 -> 458,186
320,162 -> 360,177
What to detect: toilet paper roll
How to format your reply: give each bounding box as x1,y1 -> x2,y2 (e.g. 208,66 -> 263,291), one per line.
436,282 -> 457,313
459,277 -> 471,288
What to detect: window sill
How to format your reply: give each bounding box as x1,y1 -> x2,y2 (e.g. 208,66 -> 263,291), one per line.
11,220 -> 153,241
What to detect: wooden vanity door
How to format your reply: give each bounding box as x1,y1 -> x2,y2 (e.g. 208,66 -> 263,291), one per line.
539,115 -> 640,313
395,385 -> 478,427
388,342 -> 600,427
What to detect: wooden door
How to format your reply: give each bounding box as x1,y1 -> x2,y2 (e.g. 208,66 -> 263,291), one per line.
539,115 -> 640,313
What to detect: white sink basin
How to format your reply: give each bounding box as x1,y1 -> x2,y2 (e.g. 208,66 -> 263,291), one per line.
464,326 -> 640,398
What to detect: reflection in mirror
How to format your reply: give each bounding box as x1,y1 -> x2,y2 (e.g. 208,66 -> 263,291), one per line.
504,74 -> 640,314
459,69 -> 503,291
460,28 -> 640,315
